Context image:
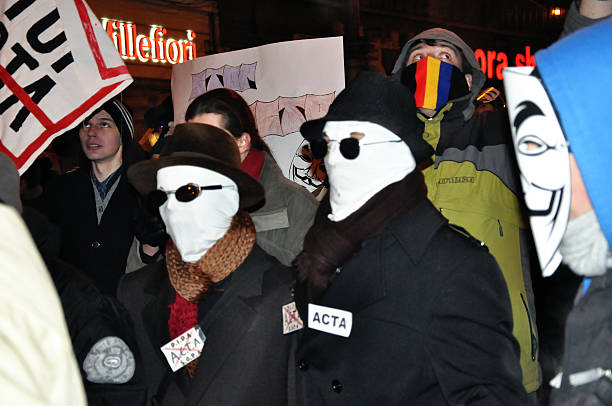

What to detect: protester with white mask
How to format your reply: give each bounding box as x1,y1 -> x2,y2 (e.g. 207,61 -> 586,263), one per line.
118,123 -> 296,405
293,72 -> 526,405
504,15 -> 612,404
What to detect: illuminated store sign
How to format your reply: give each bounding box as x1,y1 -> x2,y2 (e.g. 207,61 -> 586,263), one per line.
474,46 -> 536,80
101,18 -> 196,64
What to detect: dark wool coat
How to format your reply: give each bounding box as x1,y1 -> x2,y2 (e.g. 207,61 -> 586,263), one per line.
44,166 -> 139,296
294,199 -> 527,405
117,246 -> 297,406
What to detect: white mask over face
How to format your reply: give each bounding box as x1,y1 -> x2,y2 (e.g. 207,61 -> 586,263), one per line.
504,67 -> 571,277
157,165 -> 239,263
322,120 -> 416,222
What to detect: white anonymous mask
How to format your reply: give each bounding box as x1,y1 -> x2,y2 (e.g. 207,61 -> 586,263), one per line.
322,120 -> 416,222
503,66 -> 571,277
156,165 -> 239,263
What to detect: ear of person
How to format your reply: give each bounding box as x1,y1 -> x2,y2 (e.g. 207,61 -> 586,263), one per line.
237,133 -> 251,154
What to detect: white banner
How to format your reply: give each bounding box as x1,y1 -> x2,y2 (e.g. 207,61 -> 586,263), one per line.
171,37 -> 345,191
0,0 -> 133,174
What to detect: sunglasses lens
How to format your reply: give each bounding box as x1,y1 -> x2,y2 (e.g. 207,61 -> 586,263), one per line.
149,190 -> 168,208
175,184 -> 201,202
310,138 -> 328,159
340,138 -> 360,159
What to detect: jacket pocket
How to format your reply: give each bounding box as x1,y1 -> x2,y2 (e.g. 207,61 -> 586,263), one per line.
521,293 -> 538,361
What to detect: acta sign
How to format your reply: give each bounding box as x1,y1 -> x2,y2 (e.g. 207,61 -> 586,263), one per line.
101,18 -> 196,64
474,46 -> 536,80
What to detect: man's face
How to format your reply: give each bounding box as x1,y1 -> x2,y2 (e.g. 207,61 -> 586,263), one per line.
156,165 -> 239,262
407,41 -> 472,91
503,66 -> 571,276
320,120 -> 415,222
79,110 -> 122,164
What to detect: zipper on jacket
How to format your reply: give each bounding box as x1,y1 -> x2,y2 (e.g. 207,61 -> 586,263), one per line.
497,219 -> 504,237
521,293 -> 537,361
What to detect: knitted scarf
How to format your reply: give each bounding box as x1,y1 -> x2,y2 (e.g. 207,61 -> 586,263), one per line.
295,171 -> 427,302
166,210 -> 256,377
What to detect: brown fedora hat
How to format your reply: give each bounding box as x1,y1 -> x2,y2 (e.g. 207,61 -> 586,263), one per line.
128,123 -> 264,210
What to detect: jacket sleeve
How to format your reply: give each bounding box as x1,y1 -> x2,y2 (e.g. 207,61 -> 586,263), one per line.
282,185 -> 318,264
427,250 -> 527,405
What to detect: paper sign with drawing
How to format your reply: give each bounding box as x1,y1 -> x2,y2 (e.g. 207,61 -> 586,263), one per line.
171,36 -> 345,191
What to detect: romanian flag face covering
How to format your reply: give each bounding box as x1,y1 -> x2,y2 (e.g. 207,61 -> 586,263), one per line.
401,56 -> 470,110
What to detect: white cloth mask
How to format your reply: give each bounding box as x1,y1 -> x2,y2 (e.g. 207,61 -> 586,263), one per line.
157,165 -> 239,263
559,210 -> 612,277
504,67 -> 571,277
322,120 -> 416,222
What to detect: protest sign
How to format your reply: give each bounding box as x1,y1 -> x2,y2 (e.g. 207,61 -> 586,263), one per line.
172,37 -> 344,191
0,0 -> 133,173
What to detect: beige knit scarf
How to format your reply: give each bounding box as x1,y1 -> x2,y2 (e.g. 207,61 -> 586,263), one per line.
166,210 -> 257,303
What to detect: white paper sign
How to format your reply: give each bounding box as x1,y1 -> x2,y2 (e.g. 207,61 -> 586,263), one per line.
308,303 -> 352,338
160,326 -> 206,372
282,301 -> 304,334
171,37 -> 345,191
0,0 -> 133,173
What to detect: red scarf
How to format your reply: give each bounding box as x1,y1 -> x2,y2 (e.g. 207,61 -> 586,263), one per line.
241,149 -> 265,179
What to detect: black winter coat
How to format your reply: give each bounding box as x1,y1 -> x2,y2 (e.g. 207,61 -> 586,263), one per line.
22,207 -> 147,406
117,246 -> 297,406
43,166 -> 140,296
294,199 -> 527,405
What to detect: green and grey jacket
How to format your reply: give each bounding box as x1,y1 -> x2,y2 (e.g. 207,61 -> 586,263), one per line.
421,101 -> 540,393
392,27 -> 540,392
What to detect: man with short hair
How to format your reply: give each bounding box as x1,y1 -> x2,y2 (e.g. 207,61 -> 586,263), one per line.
44,99 -> 163,296
392,27 -> 540,395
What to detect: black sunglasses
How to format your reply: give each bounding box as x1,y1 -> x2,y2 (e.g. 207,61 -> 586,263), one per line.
149,183 -> 230,207
309,137 -> 402,160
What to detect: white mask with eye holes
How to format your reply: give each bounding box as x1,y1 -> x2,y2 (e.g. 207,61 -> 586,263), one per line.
322,120 -> 416,222
157,165 -> 239,263
504,66 -> 571,277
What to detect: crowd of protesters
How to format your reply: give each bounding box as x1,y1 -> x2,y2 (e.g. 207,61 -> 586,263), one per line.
0,0 -> 610,405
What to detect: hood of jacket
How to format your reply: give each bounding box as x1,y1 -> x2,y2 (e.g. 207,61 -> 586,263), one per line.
391,28 -> 486,121
535,16 -> 612,250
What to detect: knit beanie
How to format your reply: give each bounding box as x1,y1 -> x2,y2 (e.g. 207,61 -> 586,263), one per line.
93,99 -> 135,145
0,152 -> 22,213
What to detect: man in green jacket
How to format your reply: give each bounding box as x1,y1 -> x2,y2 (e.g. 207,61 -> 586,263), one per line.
392,29 -> 540,396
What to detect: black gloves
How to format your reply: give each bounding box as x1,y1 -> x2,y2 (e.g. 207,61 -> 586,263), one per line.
133,195 -> 168,249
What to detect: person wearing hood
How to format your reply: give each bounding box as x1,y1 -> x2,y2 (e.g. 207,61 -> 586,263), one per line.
118,123 -> 296,405
503,14 -> 612,405
294,71 -> 525,405
391,27 -> 540,395
43,99 -> 165,297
